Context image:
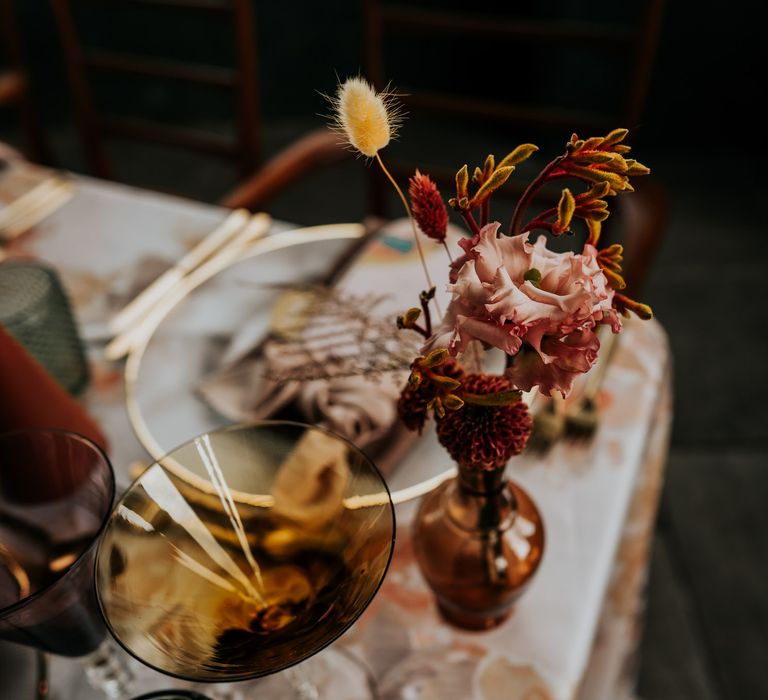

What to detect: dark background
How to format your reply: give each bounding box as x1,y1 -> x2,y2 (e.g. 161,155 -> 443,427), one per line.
2,2 -> 767,698
4,1 -> 765,144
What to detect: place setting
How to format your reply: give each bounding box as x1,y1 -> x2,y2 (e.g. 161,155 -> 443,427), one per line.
1,65 -> 673,700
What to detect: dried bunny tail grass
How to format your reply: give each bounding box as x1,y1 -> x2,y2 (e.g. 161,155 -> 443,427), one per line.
326,77 -> 405,157
323,76 -> 437,311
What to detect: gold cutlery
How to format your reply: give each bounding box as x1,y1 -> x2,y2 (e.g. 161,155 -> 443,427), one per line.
104,212 -> 272,360
563,329 -> 620,443
0,176 -> 75,242
108,208 -> 252,334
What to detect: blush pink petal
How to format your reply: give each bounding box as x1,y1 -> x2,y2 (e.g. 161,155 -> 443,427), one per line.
425,226 -> 619,397
484,269 -> 555,325
448,260 -> 491,306
487,226 -> 534,282
448,232 -> 481,283
455,316 -> 523,356
506,328 -> 601,397
543,329 -> 600,373
421,298 -> 468,354
605,307 -> 623,333
470,223 -> 508,281
506,351 -> 581,397
520,321 -> 554,363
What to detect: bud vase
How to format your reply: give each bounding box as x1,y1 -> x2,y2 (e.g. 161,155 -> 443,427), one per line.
412,465 -> 544,630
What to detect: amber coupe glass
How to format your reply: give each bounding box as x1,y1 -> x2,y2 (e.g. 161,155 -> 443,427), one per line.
95,422 -> 394,683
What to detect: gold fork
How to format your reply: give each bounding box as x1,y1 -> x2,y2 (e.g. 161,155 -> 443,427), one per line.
0,175 -> 75,242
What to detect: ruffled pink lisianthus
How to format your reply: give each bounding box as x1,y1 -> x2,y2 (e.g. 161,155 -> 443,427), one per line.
425,222 -> 620,397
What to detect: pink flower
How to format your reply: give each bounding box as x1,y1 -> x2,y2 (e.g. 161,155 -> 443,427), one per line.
505,329 -> 600,397
425,222 -> 620,396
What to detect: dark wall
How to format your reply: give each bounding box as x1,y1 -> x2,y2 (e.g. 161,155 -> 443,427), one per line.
2,1 -> 762,151
643,0 -> 766,148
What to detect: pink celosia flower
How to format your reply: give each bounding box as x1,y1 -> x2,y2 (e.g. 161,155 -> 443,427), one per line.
424,222 -> 620,396
409,170 -> 448,242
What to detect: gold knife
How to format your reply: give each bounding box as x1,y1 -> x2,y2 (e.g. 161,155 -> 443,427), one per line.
0,176 -> 74,239
108,208 -> 252,335
105,212 -> 272,360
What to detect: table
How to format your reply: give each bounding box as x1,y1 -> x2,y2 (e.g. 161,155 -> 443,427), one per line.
0,167 -> 672,700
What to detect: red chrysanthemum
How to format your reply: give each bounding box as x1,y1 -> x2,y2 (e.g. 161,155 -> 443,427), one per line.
409,170 -> 449,242
398,358 -> 463,433
436,373 -> 532,470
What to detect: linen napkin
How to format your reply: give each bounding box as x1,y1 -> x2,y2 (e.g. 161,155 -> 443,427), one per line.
197,288 -> 419,475
195,220 -> 459,474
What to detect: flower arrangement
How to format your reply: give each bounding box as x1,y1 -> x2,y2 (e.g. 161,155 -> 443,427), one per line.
329,77 -> 652,470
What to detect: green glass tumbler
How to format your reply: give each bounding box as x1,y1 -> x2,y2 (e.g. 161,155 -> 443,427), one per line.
0,261 -> 89,395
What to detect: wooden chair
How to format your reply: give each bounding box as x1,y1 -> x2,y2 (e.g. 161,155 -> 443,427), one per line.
225,2 -> 669,297
220,127 -> 350,210
362,0 -> 667,295
50,0 -> 260,181
224,128 -> 666,300
0,0 -> 52,163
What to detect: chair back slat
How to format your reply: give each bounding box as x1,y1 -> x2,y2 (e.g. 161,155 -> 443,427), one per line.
379,7 -> 634,48
100,116 -> 239,156
84,50 -> 239,88
363,0 -> 667,293
50,0 -> 260,180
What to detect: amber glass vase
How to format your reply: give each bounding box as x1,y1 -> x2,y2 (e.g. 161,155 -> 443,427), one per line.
412,465 -> 544,630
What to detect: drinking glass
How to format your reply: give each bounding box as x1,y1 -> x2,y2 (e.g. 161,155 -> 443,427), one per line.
95,421 -> 394,697
0,262 -> 89,395
0,430 -> 113,654
0,429 -> 131,696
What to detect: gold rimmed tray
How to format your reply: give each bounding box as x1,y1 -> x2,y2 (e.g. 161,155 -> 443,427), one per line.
123,222 -> 460,505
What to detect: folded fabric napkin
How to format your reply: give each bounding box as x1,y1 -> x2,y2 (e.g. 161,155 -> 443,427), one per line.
198,288 -> 418,474
198,221 -> 458,473
197,221 -> 461,477
271,428 -> 350,526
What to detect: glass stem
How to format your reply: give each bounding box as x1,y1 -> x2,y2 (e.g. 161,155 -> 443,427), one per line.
285,662 -> 321,700
80,638 -> 134,698
35,651 -> 49,700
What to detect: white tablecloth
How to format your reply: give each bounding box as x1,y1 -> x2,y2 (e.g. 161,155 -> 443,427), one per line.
0,169 -> 672,700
